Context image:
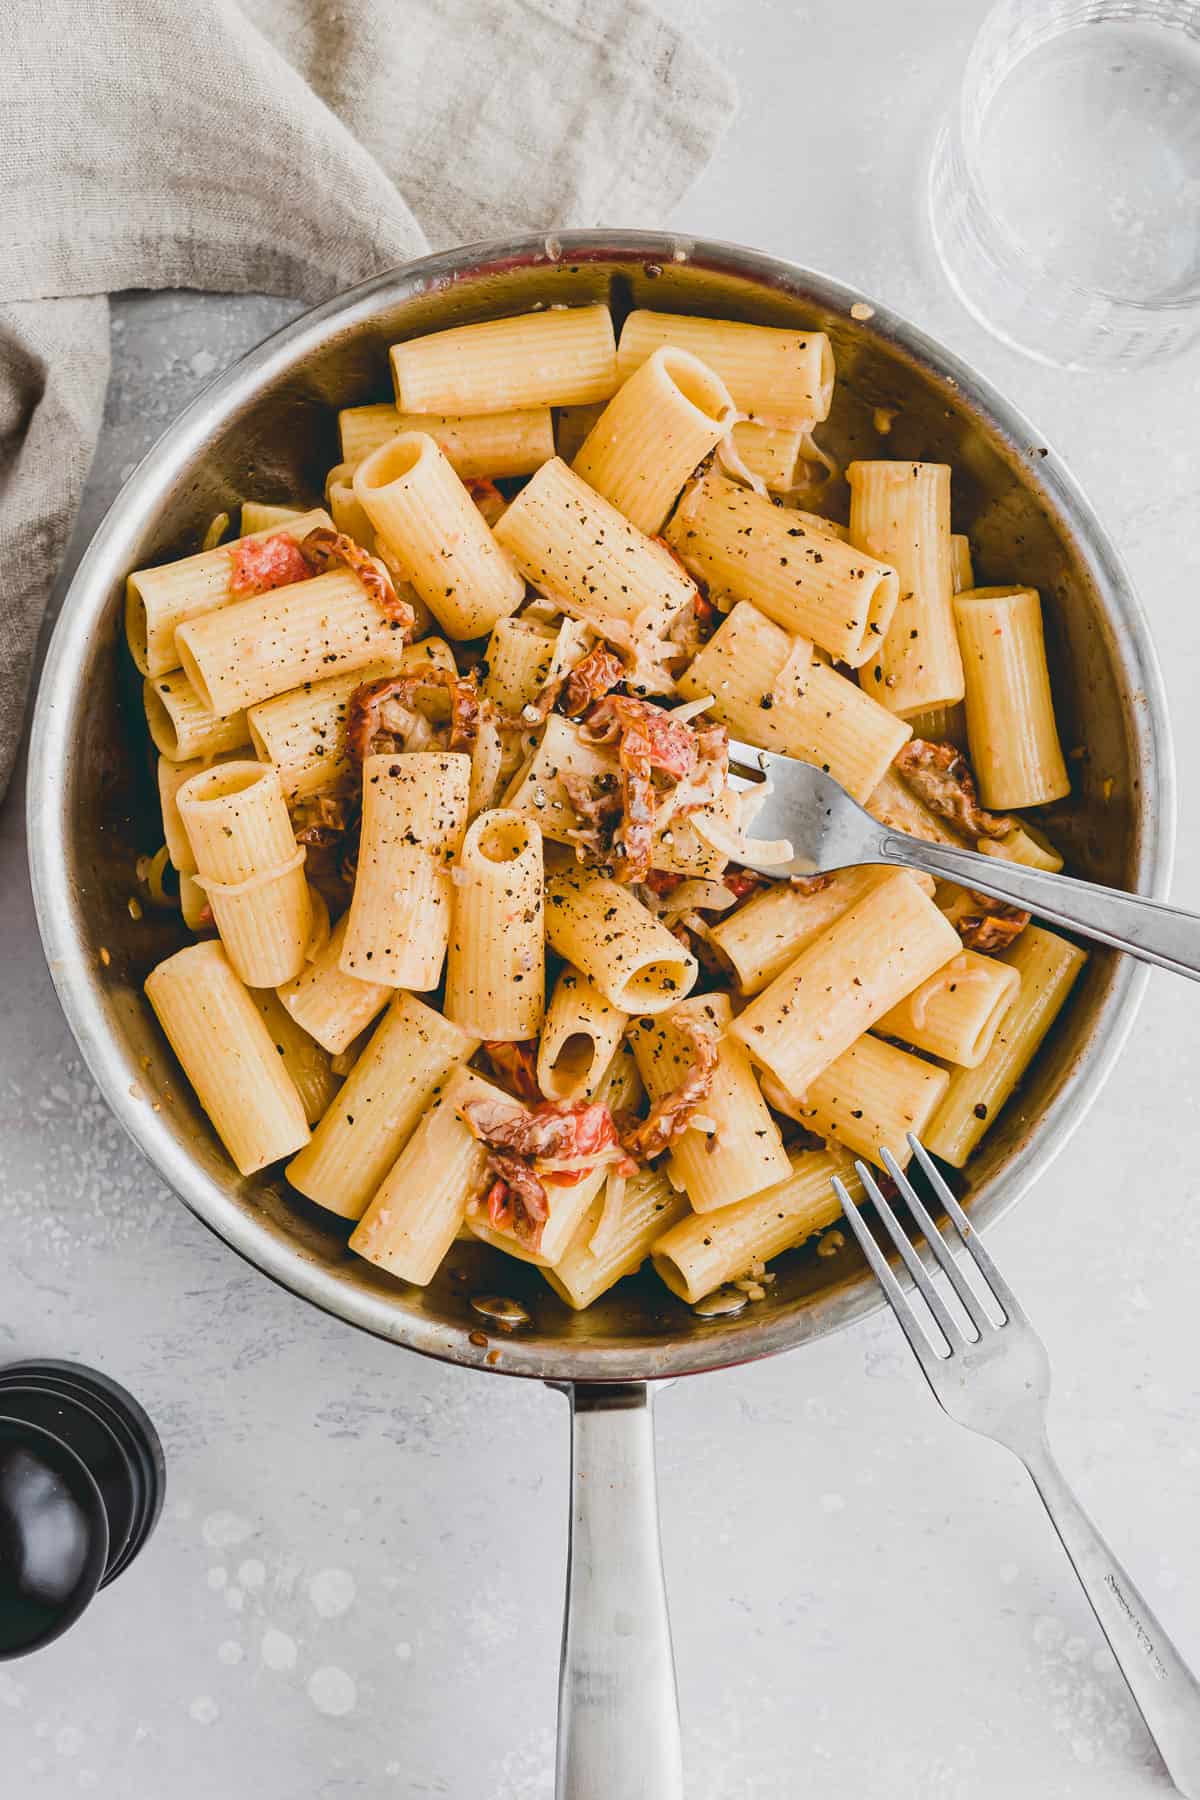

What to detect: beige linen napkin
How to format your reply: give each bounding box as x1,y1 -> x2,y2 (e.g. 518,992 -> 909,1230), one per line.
0,0 -> 736,798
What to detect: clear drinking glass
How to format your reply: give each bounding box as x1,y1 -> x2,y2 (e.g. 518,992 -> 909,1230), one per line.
929,0 -> 1200,368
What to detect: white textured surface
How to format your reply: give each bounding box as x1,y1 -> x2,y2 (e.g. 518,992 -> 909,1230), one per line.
4,2 -> 1200,1794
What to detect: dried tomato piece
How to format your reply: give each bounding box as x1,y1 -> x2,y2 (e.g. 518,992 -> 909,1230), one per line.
483,1040 -> 542,1104
561,642 -> 626,717
620,1018 -> 719,1162
346,668 -> 480,769
956,893 -> 1030,954
894,740 -> 1011,840
227,531 -> 311,599
299,526 -> 415,633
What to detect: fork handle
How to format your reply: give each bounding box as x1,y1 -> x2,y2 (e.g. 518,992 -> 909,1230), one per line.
1022,1438 -> 1200,1796
881,834 -> 1200,981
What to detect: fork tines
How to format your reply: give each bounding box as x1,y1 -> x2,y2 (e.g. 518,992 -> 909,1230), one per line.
833,1135 -> 1023,1367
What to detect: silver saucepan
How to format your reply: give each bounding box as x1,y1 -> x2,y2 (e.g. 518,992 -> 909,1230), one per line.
27,234 -> 1173,1797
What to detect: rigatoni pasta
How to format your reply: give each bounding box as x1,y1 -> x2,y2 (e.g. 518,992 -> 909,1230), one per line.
144,671 -> 249,762
445,810 -> 545,1041
544,1165 -> 690,1310
709,865 -> 898,995
492,456 -> 696,643
762,1035 -> 950,1169
286,992 -> 478,1220
275,915 -> 392,1054
849,461 -> 963,716
130,294 -> 1090,1314
247,637 -> 455,801
665,472 -> 899,666
348,1066 -> 498,1281
126,506 -> 333,678
339,401 -> 554,477
176,567 -> 404,715
651,1148 -> 859,1304
545,870 -> 698,1014
676,601 -> 911,802
341,752 -> 470,988
954,586 -> 1070,809
628,994 -> 790,1211
249,988 -> 341,1127
391,305 -> 617,414
353,433 -> 524,639
923,926 -> 1087,1167
176,760 -> 311,987
617,311 -> 834,423
731,870 -> 961,1094
537,967 -> 628,1101
874,948 -> 1020,1067
145,940 -> 310,1176
573,347 -> 735,535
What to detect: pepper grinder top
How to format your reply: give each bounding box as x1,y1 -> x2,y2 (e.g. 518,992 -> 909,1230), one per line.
0,1360 -> 164,1660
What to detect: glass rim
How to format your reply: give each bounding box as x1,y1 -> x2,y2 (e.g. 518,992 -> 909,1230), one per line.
945,0 -> 1200,320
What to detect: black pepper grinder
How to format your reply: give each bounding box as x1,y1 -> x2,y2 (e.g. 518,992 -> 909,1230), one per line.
0,1361 -> 165,1660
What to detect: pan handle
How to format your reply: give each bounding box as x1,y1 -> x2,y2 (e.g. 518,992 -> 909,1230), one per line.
555,1381 -> 683,1800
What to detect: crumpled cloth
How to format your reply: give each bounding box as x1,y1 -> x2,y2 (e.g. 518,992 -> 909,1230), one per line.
0,0 -> 736,796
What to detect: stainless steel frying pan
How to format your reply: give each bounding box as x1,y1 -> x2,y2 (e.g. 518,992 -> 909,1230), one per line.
27,234 -> 1173,1796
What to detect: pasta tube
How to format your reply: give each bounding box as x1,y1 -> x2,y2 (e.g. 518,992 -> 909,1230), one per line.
875,948 -> 1019,1067
353,433 -> 524,639
543,1166 -> 690,1310
617,312 -> 834,423
325,465 -> 377,546
675,601 -> 911,803
144,940 -> 310,1175
764,1035 -> 950,1169
143,671 -> 249,762
126,507 -> 332,677
573,347 -> 735,535
628,993 -> 790,1212
545,870 -> 697,1014
954,587 -> 1070,809
177,760 -> 311,986
481,616 -> 559,715
286,992 -> 478,1219
390,305 -> 617,414
240,503 -> 304,533
341,751 -> 470,989
275,915 -> 392,1054
537,967 -> 628,1101
491,458 -> 696,636
651,1147 -> 859,1303
729,421 -> 805,491
445,810 -> 545,1041
665,472 -> 899,666
730,870 -> 961,1094
850,461 -> 963,716
158,751 -> 241,876
924,925 -> 1087,1167
176,568 -> 404,716
709,866 -> 898,996
349,1066 -> 504,1283
976,821 -> 1064,873
338,402 -> 554,477
247,636 -> 455,801
249,987 -> 341,1127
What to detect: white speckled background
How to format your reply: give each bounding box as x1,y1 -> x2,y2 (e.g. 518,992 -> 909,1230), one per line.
4,1 -> 1200,1793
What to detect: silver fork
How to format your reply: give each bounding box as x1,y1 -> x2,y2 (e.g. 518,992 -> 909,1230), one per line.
835,1135 -> 1200,1797
724,737 -> 1200,980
